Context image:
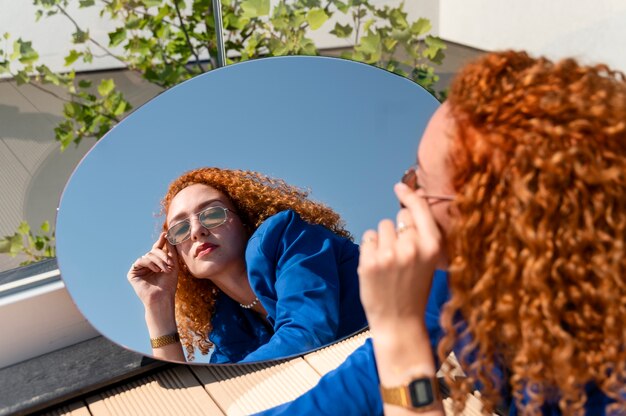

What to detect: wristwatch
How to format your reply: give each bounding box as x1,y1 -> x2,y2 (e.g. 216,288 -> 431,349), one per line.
150,332 -> 180,348
380,375 -> 441,411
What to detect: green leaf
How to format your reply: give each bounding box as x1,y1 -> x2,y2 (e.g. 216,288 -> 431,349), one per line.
64,49 -> 82,66
63,102 -> 82,118
357,31 -> 381,57
83,49 -> 93,63
0,61 -> 9,75
389,8 -> 408,30
17,221 -> 30,235
382,37 -> 397,52
78,79 -> 92,88
79,0 -> 95,6
306,8 -> 328,30
0,237 -> 10,253
423,35 -> 446,64
410,18 -> 431,36
41,221 -> 50,233
9,234 -> 23,256
334,0 -> 349,13
112,97 -> 129,116
15,70 -> 30,85
33,237 -> 44,251
268,38 -> 289,56
97,78 -> 115,97
240,0 -> 270,19
72,29 -> 89,44
362,18 -> 374,34
330,22 -> 352,38
16,39 -> 40,65
10,40 -> 20,60
55,121 -> 75,151
3,32 -> 9,40
109,27 -> 127,47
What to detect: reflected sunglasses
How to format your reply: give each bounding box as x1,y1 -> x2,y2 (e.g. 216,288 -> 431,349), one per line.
166,206 -> 231,245
401,165 -> 455,203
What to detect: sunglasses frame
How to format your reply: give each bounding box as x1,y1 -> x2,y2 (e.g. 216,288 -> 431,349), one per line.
166,206 -> 231,245
401,165 -> 456,202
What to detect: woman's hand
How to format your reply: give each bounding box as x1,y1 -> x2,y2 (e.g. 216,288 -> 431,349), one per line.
127,232 -> 180,308
358,182 -> 445,415
358,182 -> 444,333
128,233 -> 185,361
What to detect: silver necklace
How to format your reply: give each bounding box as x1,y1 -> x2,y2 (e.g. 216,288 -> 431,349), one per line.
240,297 -> 259,309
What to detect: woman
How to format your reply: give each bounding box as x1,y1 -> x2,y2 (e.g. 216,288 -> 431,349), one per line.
260,51 -> 625,415
127,167 -> 366,363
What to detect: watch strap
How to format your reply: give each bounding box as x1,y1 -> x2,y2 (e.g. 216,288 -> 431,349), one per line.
380,375 -> 441,411
150,332 -> 180,348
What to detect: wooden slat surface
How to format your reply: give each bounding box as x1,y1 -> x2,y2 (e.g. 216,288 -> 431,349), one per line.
42,331 -> 490,416
41,401 -> 91,416
304,329 -> 370,375
192,359 -> 321,415
84,366 -> 223,416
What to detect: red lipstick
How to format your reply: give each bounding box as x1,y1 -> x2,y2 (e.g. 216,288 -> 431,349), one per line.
195,242 -> 218,257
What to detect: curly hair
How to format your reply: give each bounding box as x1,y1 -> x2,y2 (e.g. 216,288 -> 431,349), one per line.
160,167 -> 351,360
436,51 -> 626,415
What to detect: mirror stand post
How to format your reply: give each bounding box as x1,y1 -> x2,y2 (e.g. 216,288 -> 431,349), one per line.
212,0 -> 226,68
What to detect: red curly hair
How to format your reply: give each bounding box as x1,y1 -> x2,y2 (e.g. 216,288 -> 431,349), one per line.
160,167 -> 351,361
437,51 -> 626,414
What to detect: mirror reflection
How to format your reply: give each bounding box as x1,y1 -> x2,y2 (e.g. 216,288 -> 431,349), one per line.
129,167 -> 366,363
56,56 -> 439,364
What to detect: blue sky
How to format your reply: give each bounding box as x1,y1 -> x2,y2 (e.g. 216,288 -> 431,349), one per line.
56,56 -> 439,363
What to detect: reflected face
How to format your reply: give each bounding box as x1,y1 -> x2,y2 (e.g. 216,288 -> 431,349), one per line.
166,184 -> 248,280
415,103 -> 455,244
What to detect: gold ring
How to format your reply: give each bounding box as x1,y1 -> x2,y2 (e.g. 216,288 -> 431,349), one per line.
397,222 -> 413,234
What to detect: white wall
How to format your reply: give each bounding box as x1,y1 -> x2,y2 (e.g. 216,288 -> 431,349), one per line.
0,0 -> 124,74
440,0 -> 626,72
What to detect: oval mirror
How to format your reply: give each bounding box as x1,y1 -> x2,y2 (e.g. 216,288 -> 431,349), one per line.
56,56 -> 439,364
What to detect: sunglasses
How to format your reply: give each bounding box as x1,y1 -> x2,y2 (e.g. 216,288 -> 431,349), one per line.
401,165 -> 455,202
166,206 -> 231,245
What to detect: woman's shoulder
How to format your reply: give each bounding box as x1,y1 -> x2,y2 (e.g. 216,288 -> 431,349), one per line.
247,209 -> 354,257
251,209 -> 329,240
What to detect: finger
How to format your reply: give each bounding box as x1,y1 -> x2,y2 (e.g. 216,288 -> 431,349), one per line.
359,229 -> 378,255
394,183 -> 440,237
395,208 -> 417,237
129,260 -> 148,275
164,238 -> 179,263
139,258 -> 161,274
150,247 -> 173,267
144,252 -> 170,273
377,219 -> 396,251
152,232 -> 167,250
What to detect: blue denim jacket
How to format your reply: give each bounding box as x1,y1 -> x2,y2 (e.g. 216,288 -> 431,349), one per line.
208,210 -> 367,363
257,270 -> 619,415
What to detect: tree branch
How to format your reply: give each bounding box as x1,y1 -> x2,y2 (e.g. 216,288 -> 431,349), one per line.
173,0 -> 205,73
56,5 -> 125,65
25,81 -> 71,103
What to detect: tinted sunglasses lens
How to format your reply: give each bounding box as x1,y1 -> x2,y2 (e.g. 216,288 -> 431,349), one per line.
402,167 -> 417,190
199,207 -> 227,229
167,221 -> 190,245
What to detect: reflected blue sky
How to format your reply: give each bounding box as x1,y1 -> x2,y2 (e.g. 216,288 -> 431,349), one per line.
56,56 -> 439,363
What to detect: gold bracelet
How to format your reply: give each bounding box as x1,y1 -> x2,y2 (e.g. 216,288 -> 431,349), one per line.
150,332 -> 180,348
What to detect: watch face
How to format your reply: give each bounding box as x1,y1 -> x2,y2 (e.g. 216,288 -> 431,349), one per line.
409,377 -> 435,407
